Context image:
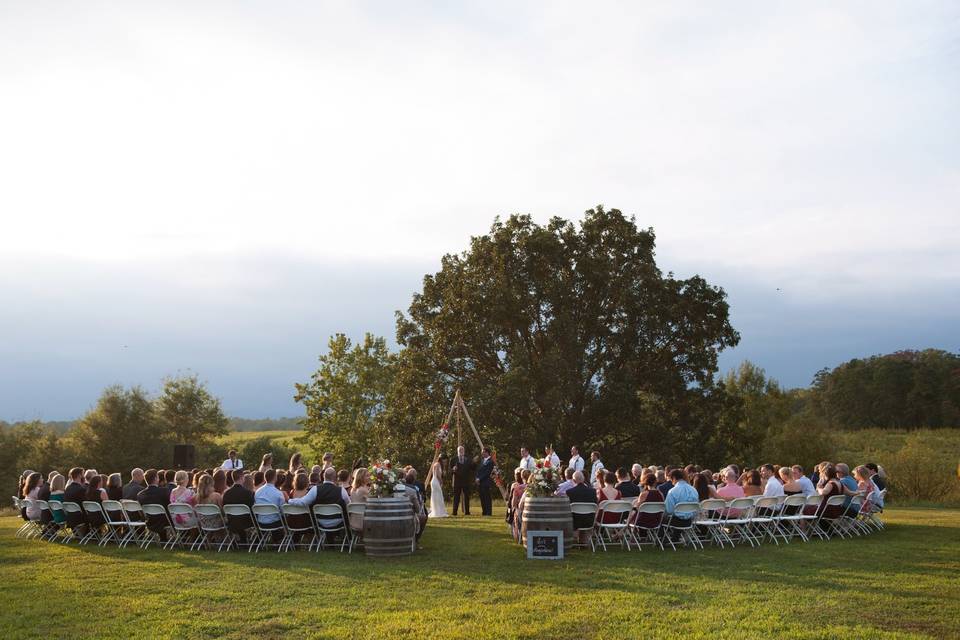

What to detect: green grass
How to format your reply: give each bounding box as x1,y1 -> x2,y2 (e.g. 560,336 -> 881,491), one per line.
215,429 -> 302,446
2,507 -> 958,639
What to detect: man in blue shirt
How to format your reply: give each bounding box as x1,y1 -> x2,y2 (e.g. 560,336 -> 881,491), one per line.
254,469 -> 285,524
836,463 -> 860,514
664,469 -> 698,518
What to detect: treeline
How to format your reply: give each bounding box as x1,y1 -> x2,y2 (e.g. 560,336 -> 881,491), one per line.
1,416 -> 301,436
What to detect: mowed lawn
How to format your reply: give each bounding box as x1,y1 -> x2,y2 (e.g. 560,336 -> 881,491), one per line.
1,507 -> 958,640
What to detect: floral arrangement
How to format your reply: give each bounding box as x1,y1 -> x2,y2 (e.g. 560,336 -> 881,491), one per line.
369,460 -> 404,498
434,422 -> 451,450
490,449 -> 504,488
524,455 -> 560,497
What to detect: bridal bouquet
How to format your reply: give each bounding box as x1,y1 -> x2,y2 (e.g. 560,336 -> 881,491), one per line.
369,460 -> 404,498
525,456 -> 560,497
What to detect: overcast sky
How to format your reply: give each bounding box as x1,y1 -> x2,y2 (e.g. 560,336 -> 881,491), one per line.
1,1 -> 957,421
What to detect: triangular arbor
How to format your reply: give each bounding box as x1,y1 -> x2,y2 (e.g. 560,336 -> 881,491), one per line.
425,389 -> 508,501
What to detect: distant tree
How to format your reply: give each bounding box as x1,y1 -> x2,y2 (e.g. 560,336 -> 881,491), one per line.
155,374 -> 229,445
722,361 -> 796,462
811,350 -> 960,429
70,385 -> 167,471
295,333 -> 396,465
385,206 -> 741,469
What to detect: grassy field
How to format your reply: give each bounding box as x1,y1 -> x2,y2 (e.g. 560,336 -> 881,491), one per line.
215,429 -> 302,446
1,506 -> 958,639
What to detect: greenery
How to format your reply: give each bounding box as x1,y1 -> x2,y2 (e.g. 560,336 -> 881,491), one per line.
1,507 -> 957,639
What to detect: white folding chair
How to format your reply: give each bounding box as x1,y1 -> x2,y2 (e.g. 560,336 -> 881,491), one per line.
46,501 -> 67,542
60,502 -> 87,544
778,495 -> 809,542
818,495 -> 849,539
14,497 -> 34,537
222,504 -> 258,552
81,501 -> 111,545
663,502 -> 701,550
696,499 -> 728,548
141,503 -> 176,549
194,504 -> 231,551
628,502 -> 666,550
570,502 -> 599,552
118,500 -> 149,548
346,503 -> 366,553
167,503 -> 199,549
595,500 -> 633,551
100,500 -> 133,548
312,504 -> 348,552
804,495 -> 828,540
281,504 -> 318,551
721,498 -> 758,547
251,504 -> 285,552
752,496 -> 784,545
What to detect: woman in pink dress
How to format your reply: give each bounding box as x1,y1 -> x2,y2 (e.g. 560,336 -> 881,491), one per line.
170,470 -> 198,527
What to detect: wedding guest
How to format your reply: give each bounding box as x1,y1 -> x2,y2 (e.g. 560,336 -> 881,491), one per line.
566,471 -> 598,544
865,463 -> 886,491
85,475 -> 108,504
555,468 -> 576,496
290,473 -> 311,500
221,450 -> 244,471
615,468 -> 640,498
309,471 -> 321,486
349,468 -> 370,532
713,467 -> 745,500
630,464 -> 644,486
169,470 -> 198,527
403,470 -> 428,541
595,471 -> 623,525
854,465 -> 882,512
761,464 -> 784,497
223,470 -> 254,508
254,469 -> 286,527
164,470 -> 177,492
630,472 -> 665,529
779,467 -> 803,495
289,453 -> 304,474
337,469 -> 351,495
792,465 -> 817,497
278,471 -> 293,496
590,451 -> 605,488
253,471 -> 265,490
48,474 -> 66,524
64,467 -> 86,504
137,470 -> 171,540
123,468 -> 145,500
84,469 -> 98,484
23,472 -> 43,520
259,453 -> 273,473
664,469 -> 698,518
836,463 -> 860,513
106,473 -> 123,501
741,469 -> 763,496
212,469 -> 227,496
657,467 -> 675,497
691,473 -> 711,501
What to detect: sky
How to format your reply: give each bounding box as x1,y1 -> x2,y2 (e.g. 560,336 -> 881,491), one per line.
1,1 -> 958,421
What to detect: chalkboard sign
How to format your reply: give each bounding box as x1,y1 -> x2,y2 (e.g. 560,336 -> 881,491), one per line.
526,530 -> 563,560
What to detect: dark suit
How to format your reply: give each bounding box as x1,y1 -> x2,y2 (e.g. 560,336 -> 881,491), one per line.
64,481 -> 86,505
566,482 -> 598,530
136,484 -> 171,537
616,481 -> 641,498
222,484 -> 256,542
122,481 -> 144,501
451,454 -> 475,515
476,457 -> 494,516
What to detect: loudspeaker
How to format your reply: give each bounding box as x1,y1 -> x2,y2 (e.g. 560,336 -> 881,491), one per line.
173,444 -> 196,470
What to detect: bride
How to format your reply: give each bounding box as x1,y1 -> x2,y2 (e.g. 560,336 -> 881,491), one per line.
429,460 -> 448,518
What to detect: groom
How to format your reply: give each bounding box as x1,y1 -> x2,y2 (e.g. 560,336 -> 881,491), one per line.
476,446 -> 494,517
450,445 -> 475,516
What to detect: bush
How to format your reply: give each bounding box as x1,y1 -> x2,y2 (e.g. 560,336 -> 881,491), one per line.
761,415 -> 838,471
883,433 -> 960,502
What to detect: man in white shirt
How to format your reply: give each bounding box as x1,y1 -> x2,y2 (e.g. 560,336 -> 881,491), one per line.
589,451 -> 605,488
761,464 -> 785,497
790,465 -> 816,497
221,450 -> 244,470
545,445 -> 561,469
567,447 -> 585,474
518,448 -> 536,472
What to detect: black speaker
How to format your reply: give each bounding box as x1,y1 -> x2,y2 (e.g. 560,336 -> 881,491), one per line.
173,444 -> 195,470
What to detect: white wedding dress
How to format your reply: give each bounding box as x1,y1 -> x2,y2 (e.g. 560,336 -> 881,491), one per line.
429,463 -> 448,518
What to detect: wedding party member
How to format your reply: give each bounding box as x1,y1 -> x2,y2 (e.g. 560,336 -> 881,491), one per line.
589,452 -> 606,489
761,464 -> 784,497
451,445 -> 475,516
221,450 -> 244,471
476,447 -> 494,516
615,468 -> 640,498
545,445 -> 560,469
428,461 -> 447,518
258,453 -> 273,473
555,468 -> 576,496
518,447 -> 536,472
321,452 -> 334,471
567,447 -> 585,474
289,453 -> 304,474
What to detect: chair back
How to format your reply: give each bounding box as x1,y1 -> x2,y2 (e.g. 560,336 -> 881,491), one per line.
251,503 -> 283,529
804,494 -> 822,509
672,502 -> 700,518
312,504 -> 344,517
699,498 -> 726,515
570,502 -> 598,516
141,503 -> 168,518
782,494 -> 806,511
754,496 -> 780,512
49,500 -> 65,517
120,500 -> 145,521
167,503 -> 196,529
102,500 -> 127,523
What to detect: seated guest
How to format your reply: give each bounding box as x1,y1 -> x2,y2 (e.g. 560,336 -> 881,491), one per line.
630,464 -> 644,486
290,468 -> 348,539
106,473 -> 123,501
259,453 -> 273,473
509,469 -> 528,533
196,474 -> 223,508
349,468 -> 370,533
290,472 -> 311,500
337,468 -> 352,495
555,468 -> 575,496
566,471 -> 598,545
691,474 -> 711,501
836,463 -> 860,514
713,467 -> 745,500
408,468 -> 426,505
223,470 -> 255,543
865,463 -> 886,491
64,467 -> 87,504
309,471 -> 321,486
615,468 -> 641,498
664,468 -> 698,520
84,469 -> 99,484
791,465 -> 817,497
23,472 -> 43,520
164,470 -> 177,492
779,467 -> 803,495
657,467 -> 675,497
760,464 -> 784,497
630,472 -> 665,531
403,470 -> 428,541
278,471 -> 293,496
221,449 -> 244,471
123,468 -> 145,500
254,469 -> 286,538
137,469 -> 171,539
854,465 -> 882,512
212,469 -> 227,496
85,475 -> 108,504
741,469 -> 763,496
38,472 -> 53,501
596,471 -> 622,525
169,470 -> 198,527
48,473 -> 66,524
253,471 -> 265,491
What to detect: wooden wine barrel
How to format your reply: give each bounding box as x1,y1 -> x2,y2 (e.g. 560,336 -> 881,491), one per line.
521,496 -> 573,551
363,497 -> 416,557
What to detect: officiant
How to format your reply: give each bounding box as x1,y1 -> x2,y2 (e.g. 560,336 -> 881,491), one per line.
450,445 -> 475,516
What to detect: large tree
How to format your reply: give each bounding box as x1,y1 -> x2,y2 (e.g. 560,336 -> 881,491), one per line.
71,385 -> 168,471
154,374 -> 229,445
386,206 -> 740,468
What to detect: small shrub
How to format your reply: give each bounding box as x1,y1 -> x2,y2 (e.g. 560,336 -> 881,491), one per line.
883,433 -> 960,502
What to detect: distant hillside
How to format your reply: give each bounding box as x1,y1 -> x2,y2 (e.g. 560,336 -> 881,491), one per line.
227,417 -> 302,431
